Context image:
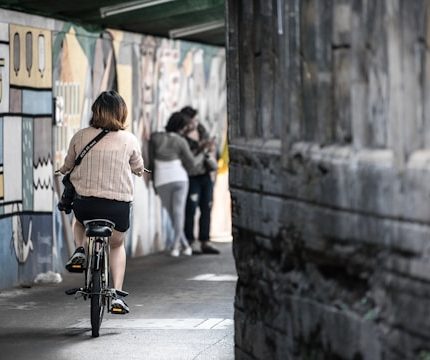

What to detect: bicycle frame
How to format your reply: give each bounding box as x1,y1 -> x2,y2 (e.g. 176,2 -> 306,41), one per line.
65,219 -> 128,337
87,232 -> 110,337
66,219 -> 116,337
85,234 -> 110,298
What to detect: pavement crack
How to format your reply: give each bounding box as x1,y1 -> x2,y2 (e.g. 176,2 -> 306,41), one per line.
191,333 -> 230,360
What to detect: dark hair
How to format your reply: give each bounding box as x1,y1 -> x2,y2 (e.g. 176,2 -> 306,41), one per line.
90,90 -> 127,131
165,112 -> 187,133
180,106 -> 197,119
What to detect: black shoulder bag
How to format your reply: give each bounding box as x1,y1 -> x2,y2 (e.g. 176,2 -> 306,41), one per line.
58,129 -> 109,214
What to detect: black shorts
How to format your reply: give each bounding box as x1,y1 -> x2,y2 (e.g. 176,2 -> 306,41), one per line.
72,196 -> 131,232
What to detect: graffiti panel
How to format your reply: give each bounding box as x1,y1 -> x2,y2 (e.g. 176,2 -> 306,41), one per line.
0,217 -> 18,288
0,117 -> 3,205
52,205 -> 70,273
141,36 -> 156,105
11,212 -> 33,264
155,40 -> 182,129
22,89 -> 52,114
0,40 -> 10,113
9,87 -> 21,113
22,117 -> 33,210
20,214 -> 52,278
2,116 -> 22,213
0,22 -> 7,40
112,31 -> 132,126
92,36 -> 117,99
33,117 -> 53,212
9,24 -> 52,88
57,27 -> 93,128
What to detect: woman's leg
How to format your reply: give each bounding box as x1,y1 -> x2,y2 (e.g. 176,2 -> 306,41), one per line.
109,229 -> 126,290
158,182 -> 190,252
65,218 -> 87,270
157,183 -> 178,250
198,174 -> 214,242
171,181 -> 190,249
184,176 -> 200,244
72,218 -> 86,248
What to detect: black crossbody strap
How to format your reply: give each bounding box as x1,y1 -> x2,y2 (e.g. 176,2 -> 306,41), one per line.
73,129 -> 109,168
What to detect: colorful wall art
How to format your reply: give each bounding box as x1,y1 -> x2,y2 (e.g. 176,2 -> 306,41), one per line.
0,13 -> 227,290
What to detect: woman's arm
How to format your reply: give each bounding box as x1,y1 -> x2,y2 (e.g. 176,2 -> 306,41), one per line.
58,133 -> 78,174
129,135 -> 145,176
178,136 -> 205,172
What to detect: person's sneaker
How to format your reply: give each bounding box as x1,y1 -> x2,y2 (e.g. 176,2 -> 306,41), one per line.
182,246 -> 192,256
170,248 -> 180,257
111,298 -> 129,314
201,242 -> 220,255
65,247 -> 86,272
191,242 -> 202,255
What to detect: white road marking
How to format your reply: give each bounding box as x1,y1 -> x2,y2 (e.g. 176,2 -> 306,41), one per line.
188,273 -> 237,281
70,318 -> 233,330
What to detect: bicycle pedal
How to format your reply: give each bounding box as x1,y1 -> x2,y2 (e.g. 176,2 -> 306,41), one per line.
65,263 -> 85,273
65,288 -> 81,295
111,307 -> 127,315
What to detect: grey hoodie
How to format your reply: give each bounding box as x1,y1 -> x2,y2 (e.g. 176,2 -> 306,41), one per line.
149,132 -> 205,175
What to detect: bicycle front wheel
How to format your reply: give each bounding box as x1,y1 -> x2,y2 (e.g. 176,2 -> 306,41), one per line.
90,267 -> 105,337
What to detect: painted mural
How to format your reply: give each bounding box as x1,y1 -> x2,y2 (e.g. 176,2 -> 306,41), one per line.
0,23 -> 54,288
0,13 -> 228,290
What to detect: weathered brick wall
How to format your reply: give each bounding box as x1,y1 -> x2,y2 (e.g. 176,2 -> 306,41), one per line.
226,1 -> 430,359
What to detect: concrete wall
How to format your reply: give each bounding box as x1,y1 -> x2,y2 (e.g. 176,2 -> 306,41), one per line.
0,9 -> 227,290
227,1 -> 430,359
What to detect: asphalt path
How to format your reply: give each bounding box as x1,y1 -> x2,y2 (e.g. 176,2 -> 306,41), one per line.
0,242 -> 236,360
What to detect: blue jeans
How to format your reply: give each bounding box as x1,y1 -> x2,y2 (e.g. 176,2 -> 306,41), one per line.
184,174 -> 214,243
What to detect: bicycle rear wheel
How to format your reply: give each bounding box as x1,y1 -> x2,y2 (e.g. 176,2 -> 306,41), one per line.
90,265 -> 105,337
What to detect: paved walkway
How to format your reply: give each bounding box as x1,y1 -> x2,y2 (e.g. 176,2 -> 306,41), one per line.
0,242 -> 236,360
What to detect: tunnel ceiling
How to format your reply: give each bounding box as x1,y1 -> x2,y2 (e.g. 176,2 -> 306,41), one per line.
0,0 -> 225,46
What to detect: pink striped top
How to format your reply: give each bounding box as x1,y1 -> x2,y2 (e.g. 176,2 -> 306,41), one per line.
59,127 -> 145,202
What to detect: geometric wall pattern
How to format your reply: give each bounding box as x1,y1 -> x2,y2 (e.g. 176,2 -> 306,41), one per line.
1,22 -> 54,287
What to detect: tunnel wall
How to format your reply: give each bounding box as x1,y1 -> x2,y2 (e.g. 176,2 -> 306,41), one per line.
227,1 -> 430,359
0,9 -> 227,290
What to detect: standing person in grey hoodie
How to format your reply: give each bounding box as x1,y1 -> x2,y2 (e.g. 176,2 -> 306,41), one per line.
149,112 -> 206,257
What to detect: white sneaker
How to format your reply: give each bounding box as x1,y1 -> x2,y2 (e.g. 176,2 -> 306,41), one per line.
111,298 -> 129,314
65,247 -> 86,272
183,246 -> 192,256
170,248 -> 180,257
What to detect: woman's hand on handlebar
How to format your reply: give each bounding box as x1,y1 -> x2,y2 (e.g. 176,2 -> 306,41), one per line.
133,168 -> 152,177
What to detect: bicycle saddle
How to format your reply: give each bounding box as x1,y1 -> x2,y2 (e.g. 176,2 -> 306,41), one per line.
84,219 -> 115,237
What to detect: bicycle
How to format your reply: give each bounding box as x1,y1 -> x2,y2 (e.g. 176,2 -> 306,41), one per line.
65,219 -> 128,337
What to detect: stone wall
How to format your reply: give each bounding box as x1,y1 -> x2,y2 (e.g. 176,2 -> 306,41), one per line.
227,1 -> 430,359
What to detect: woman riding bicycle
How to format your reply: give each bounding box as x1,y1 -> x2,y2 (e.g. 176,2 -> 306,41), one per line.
58,90 -> 145,314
